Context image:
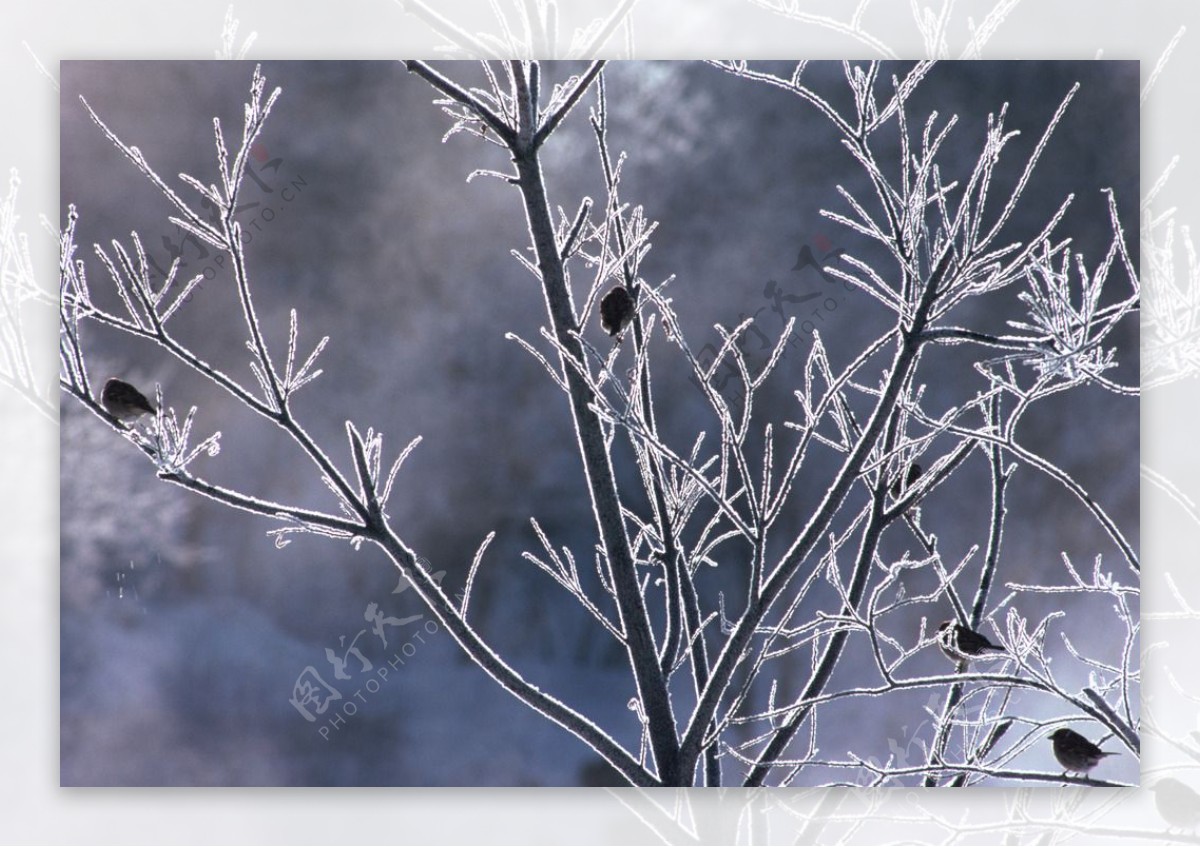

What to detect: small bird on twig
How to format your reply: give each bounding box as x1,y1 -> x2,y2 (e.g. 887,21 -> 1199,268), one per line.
936,620 -> 1005,663
1048,727 -> 1116,776
599,285 -> 636,339
100,377 -> 156,422
890,463 -> 922,499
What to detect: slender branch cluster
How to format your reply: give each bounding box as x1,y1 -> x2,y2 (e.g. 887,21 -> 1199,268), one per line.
0,170 -> 56,420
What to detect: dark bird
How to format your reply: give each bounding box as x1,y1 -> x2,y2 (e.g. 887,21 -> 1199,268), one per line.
1049,727 -> 1116,776
890,463 -> 922,499
599,285 -> 636,338
936,620 -> 1005,663
1151,778 -> 1200,831
100,378 -> 156,422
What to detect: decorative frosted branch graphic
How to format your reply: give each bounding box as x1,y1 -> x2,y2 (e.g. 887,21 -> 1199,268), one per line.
0,172 -> 55,421
396,0 -> 640,59
738,0 -> 1022,59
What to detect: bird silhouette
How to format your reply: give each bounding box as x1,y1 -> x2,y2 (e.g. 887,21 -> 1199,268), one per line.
1151,778 -> 1200,832
100,378 -> 156,422
936,621 -> 1005,663
1049,727 -> 1116,776
890,463 -> 922,499
599,285 -> 636,338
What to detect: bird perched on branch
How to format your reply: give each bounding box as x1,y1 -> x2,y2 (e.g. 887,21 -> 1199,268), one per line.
890,463 -> 922,499
1049,727 -> 1116,776
599,285 -> 636,339
100,378 -> 156,422
936,620 -> 1005,663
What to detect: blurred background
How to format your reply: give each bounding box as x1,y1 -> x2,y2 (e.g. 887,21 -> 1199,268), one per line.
59,60 -> 1138,786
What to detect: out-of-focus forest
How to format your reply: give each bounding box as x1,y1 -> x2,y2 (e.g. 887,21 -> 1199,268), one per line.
59,60 -> 1138,786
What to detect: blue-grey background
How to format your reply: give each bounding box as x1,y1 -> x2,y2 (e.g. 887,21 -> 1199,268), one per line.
58,59 -> 1138,787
